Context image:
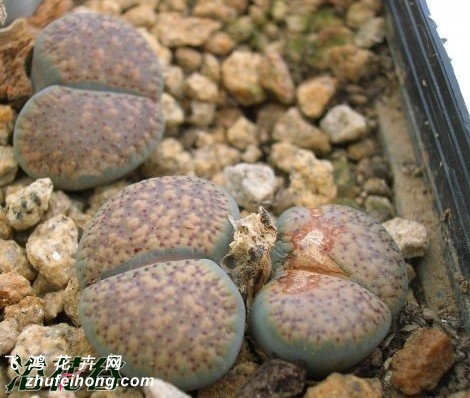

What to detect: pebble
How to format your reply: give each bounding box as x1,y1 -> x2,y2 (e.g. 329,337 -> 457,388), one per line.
5,177 -> 53,231
143,379 -> 191,398
4,296 -> 45,330
0,273 -> 34,308
304,373 -> 382,398
269,142 -> 337,209
382,217 -> 429,259
163,65 -> 185,98
297,75 -> 338,119
0,239 -> 37,281
161,93 -> 185,130
226,116 -> 259,150
193,143 -> 240,179
327,44 -> 375,82
0,146 -> 17,187
153,12 -> 221,47
200,53 -> 221,82
204,31 -> 236,55
320,104 -> 369,144
86,180 -> 130,217
259,50 -> 295,104
42,290 -> 65,321
0,319 -> 19,355
355,17 -> 385,48
123,3 -> 157,28
186,73 -> 219,102
7,323 -> 91,378
63,274 -> 80,326
364,195 -> 395,222
189,101 -> 216,127
0,105 -> 15,145
272,107 -> 331,155
346,1 -> 379,29
222,50 -> 266,105
347,138 -> 378,160
26,215 -> 78,288
0,207 -> 13,239
363,177 -> 391,197
175,47 -> 203,71
193,0 -> 242,22
223,163 -> 277,211
391,327 -> 454,395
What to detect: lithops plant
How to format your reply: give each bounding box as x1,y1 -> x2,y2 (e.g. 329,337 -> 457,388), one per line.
249,204 -> 408,377
77,176 -> 246,391
13,11 -> 164,190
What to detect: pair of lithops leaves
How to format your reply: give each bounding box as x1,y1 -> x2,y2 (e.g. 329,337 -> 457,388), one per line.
13,11 -> 164,190
77,176 -> 407,391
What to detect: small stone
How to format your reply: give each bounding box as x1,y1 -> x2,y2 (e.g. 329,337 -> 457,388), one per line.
204,31 -> 236,55
224,163 -> 277,211
5,178 -> 53,231
0,105 -> 15,145
272,107 -> 331,155
226,116 -> 259,150
382,217 -> 429,259
238,359 -> 306,398
189,101 -> 216,127
327,44 -> 375,82
200,53 -> 221,82
86,180 -> 130,217
123,4 -> 157,29
4,296 -> 45,330
297,75 -> 338,119
347,138 -> 378,160
270,142 -> 337,209
304,373 -> 382,398
391,328 -> 454,395
0,319 -> 19,355
8,323 -> 91,378
0,207 -> 13,239
0,273 -> 34,308
42,290 -> 65,321
153,12 -> 221,47
138,28 -> 172,67
26,215 -> 78,288
357,156 -> 391,181
84,0 -> 122,15
226,15 -> 255,42
63,274 -> 80,326
241,145 -> 263,163
0,146 -> 18,187
222,50 -> 266,106
193,144 -> 240,179
363,177 -> 391,197
259,51 -> 295,104
0,239 -> 37,280
175,47 -> 203,71
320,104 -> 368,144
355,17 -> 385,48
143,379 -> 191,398
161,93 -> 185,129
364,195 -> 395,222
193,0 -> 240,22
185,72 -> 218,102
141,138 -> 194,178
163,65 -> 185,98
346,1 -> 379,29
41,190 -> 73,222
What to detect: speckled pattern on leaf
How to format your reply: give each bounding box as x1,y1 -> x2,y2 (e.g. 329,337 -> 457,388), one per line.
77,176 -> 240,287
80,259 -> 246,391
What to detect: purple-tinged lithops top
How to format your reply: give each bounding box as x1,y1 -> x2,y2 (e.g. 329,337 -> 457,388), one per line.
271,205 -> 408,316
14,86 -> 164,191
30,11 -> 163,101
77,176 -> 240,288
249,270 -> 391,377
80,259 -> 246,391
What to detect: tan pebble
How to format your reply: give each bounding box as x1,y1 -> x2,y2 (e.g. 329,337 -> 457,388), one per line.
86,180 -> 130,216
4,296 -> 45,330
0,319 -> 19,355
153,13 -> 221,47
346,1 -> 379,28
175,47 -> 203,71
347,138 -> 378,160
320,104 -> 368,144
41,190 -> 73,222
143,379 -> 190,398
193,0 -> 239,22
222,50 -> 266,106
297,75 -> 338,119
259,50 -> 295,104
204,31 -> 236,55
0,273 -> 33,308
382,217 -> 429,259
186,72 -> 218,102
200,53 -> 221,82
355,17 -> 385,49
84,0 -> 122,15
327,44 -> 375,82
241,145 -> 263,163
5,178 -> 53,231
0,239 -> 36,280
193,144 -> 240,179
163,65 -> 185,98
0,105 -> 15,145
63,274 -> 80,326
0,146 -> 18,187
189,101 -> 216,127
161,93 -> 185,130
0,207 -> 11,239
42,290 -> 65,321
123,4 -> 157,28
272,107 -> 331,155
391,327 -> 454,395
26,215 -> 78,288
32,274 -> 58,297
304,373 -> 382,398
141,138 -> 195,178
227,116 -> 259,150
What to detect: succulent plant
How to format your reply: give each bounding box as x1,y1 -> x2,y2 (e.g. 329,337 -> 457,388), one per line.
77,176 -> 245,391
249,204 -> 408,377
13,11 -> 164,190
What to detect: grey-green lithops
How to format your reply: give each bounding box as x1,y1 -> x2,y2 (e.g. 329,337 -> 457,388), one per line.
13,11 -> 164,190
77,176 -> 245,391
250,204 -> 407,377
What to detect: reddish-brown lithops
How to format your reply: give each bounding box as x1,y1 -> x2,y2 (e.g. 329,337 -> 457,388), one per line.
13,11 -> 164,190
77,176 -> 245,390
250,204 -> 407,377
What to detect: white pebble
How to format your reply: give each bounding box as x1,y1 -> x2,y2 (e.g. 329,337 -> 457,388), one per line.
320,104 -> 368,144
382,217 -> 429,258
